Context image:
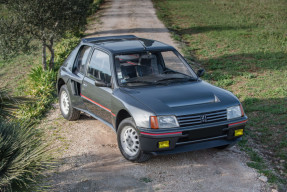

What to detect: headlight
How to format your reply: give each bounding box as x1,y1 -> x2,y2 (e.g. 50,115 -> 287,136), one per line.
227,105 -> 242,119
150,116 -> 179,128
158,116 -> 179,128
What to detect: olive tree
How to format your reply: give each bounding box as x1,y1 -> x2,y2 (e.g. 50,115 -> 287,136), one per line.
0,0 -> 92,70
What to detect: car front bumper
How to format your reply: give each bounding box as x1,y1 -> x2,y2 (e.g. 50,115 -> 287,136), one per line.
138,118 -> 247,155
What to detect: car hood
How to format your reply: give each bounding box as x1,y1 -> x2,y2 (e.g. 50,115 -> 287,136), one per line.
120,81 -> 240,116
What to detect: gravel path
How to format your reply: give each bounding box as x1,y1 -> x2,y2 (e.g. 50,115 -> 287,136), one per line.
44,0 -> 269,191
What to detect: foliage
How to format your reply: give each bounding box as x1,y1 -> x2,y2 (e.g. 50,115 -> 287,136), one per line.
16,34 -> 81,120
0,89 -> 51,191
54,34 -> 80,70
0,88 -> 32,119
153,0 -> 287,188
0,88 -> 17,118
0,120 -> 51,192
0,16 -> 32,59
89,0 -> 104,15
16,66 -> 57,120
0,0 -> 93,70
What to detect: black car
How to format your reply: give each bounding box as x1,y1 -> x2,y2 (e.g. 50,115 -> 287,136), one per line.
57,35 -> 247,162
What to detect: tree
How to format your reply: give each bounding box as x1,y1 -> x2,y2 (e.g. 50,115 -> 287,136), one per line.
0,0 -> 92,70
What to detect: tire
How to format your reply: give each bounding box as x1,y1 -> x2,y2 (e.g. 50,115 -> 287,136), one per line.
117,117 -> 151,163
59,85 -> 81,121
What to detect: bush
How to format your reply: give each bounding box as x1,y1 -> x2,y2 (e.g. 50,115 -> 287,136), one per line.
0,120 -> 51,192
17,66 -> 57,120
89,0 -> 104,15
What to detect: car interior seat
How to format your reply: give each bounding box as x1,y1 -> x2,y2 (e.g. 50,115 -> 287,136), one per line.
137,55 -> 160,77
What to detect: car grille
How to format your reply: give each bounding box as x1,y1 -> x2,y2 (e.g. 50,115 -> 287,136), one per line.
177,109 -> 227,127
177,125 -> 228,144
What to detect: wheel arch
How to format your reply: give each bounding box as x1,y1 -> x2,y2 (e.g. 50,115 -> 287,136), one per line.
115,109 -> 132,131
57,78 -> 65,94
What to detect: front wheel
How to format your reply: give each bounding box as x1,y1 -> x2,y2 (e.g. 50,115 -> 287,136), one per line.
117,117 -> 151,163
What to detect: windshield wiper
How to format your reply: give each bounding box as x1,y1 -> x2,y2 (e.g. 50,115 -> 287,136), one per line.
155,77 -> 196,83
122,80 -> 155,85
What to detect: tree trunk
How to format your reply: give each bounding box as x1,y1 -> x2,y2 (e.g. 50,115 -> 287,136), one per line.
47,38 -> 54,70
42,39 -> 47,70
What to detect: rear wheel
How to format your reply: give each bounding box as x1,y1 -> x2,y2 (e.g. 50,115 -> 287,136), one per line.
59,85 -> 80,121
117,117 -> 151,162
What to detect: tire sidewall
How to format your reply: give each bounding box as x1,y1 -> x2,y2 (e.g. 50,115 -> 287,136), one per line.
59,85 -> 73,120
117,118 -> 142,161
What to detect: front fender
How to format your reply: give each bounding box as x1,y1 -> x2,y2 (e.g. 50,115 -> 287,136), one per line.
112,88 -> 155,129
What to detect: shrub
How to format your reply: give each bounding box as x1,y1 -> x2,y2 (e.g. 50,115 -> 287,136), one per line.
89,0 -> 104,15
0,120 -> 51,191
17,66 -> 57,120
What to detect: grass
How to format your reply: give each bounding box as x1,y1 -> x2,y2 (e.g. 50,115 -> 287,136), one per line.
0,3 -> 42,92
153,0 -> 287,188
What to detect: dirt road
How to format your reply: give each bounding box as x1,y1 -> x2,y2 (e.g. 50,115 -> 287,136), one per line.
44,0 -> 268,191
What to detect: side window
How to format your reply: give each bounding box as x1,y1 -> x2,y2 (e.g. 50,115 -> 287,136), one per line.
87,50 -> 111,83
73,45 -> 91,74
64,46 -> 78,68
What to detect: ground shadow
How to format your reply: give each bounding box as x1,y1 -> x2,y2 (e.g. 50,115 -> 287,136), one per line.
85,27 -> 168,36
188,51 -> 287,80
78,113 -> 96,121
173,25 -> 252,36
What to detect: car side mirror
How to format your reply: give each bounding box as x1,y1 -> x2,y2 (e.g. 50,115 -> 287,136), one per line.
95,79 -> 111,87
197,69 -> 205,77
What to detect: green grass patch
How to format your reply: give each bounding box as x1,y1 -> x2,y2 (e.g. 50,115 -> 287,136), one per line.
153,0 -> 287,188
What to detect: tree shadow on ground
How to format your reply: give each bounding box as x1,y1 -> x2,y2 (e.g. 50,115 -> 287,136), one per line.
173,25 -> 253,36
85,27 -> 169,36
187,51 -> 287,80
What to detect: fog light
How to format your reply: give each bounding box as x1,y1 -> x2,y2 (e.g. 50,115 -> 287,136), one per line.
158,140 -> 170,149
234,129 -> 244,137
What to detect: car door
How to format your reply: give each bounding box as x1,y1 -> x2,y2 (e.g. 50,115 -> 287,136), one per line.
68,45 -> 92,109
81,48 -> 114,124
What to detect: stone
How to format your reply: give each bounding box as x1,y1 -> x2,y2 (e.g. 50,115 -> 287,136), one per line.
258,175 -> 268,182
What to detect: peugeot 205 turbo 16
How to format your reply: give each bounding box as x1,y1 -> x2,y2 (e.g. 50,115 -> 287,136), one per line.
57,35 -> 247,162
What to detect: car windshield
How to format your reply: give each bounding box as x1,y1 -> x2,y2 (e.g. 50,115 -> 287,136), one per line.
115,51 -> 197,87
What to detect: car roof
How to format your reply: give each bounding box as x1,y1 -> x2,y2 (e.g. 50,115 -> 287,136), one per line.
82,35 -> 175,54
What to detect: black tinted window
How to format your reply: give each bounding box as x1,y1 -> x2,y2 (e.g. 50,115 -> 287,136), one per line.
74,46 -> 91,74
87,50 -> 111,83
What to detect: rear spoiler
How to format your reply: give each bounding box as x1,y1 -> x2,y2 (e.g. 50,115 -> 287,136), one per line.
82,35 -> 137,43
